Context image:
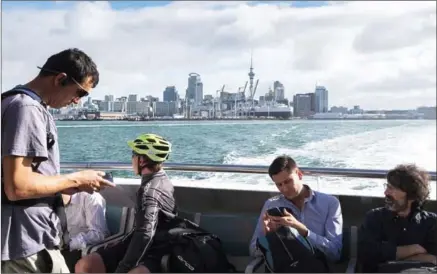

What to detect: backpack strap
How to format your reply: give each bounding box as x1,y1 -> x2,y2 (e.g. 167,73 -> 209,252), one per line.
1,87 -> 70,248
1,88 -> 53,202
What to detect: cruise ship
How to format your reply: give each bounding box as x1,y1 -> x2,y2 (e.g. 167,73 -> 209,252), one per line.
309,113 -> 385,120
252,103 -> 293,118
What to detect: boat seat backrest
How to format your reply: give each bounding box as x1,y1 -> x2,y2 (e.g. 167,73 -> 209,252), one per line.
178,211 -> 201,224
105,206 -> 129,236
82,206 -> 133,257
340,226 -> 351,262
197,213 -> 258,257
190,212 -> 358,263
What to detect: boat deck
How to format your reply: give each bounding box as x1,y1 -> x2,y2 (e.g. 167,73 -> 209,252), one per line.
62,163 -> 436,273
81,182 -> 437,273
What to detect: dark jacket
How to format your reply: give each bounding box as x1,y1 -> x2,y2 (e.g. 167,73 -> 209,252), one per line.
115,170 -> 177,273
357,207 -> 437,273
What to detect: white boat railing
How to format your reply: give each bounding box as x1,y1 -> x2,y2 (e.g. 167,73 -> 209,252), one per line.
60,162 -> 437,181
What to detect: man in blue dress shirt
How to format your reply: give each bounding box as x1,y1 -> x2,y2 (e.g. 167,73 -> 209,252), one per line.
249,155 -> 343,270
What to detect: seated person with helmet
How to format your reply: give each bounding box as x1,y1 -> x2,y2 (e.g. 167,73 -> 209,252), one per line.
358,164 -> 437,273
249,155 -> 343,273
75,133 -> 177,273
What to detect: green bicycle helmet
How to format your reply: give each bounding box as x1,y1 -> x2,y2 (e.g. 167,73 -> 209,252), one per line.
127,133 -> 172,163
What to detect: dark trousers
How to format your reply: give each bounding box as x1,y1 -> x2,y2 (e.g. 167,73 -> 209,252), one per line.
61,249 -> 82,273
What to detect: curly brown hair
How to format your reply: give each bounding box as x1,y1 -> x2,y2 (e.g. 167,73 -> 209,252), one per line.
386,164 -> 431,206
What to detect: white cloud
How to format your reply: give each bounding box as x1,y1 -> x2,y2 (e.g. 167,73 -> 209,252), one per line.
2,1 -> 436,110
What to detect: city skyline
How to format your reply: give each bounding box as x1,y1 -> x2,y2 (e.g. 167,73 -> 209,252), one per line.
2,1 -> 436,110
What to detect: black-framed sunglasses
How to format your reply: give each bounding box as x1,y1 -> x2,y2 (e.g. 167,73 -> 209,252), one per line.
36,66 -> 89,98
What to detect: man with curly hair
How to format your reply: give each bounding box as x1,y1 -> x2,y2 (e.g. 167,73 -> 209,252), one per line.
358,164 -> 437,273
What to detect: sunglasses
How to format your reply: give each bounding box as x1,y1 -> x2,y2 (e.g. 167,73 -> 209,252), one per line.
37,66 -> 89,98
383,183 -> 396,191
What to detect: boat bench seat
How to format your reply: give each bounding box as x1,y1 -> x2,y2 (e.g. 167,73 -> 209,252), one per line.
159,211 -> 257,273
79,209 -> 196,259
198,213 -> 259,272
76,209 -> 358,273
81,206 -> 135,257
245,225 -> 359,273
180,212 -> 358,273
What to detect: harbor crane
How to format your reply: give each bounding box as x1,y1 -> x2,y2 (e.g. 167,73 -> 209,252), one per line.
252,79 -> 259,102
214,85 -> 225,118
242,81 -> 248,100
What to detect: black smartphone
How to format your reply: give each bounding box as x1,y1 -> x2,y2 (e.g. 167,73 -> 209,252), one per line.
267,207 -> 284,217
102,172 -> 114,183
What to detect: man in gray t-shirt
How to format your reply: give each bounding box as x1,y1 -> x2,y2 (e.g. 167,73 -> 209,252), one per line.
1,48 -> 115,273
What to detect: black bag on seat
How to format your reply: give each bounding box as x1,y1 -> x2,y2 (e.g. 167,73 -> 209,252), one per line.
257,226 -> 328,273
161,218 -> 237,273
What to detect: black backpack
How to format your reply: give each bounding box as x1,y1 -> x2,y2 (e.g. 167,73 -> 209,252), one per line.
257,225 -> 329,273
161,218 -> 237,273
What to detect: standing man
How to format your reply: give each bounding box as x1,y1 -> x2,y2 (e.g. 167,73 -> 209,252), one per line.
1,48 -> 115,273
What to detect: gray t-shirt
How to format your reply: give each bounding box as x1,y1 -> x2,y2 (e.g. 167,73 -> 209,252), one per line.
1,88 -> 61,261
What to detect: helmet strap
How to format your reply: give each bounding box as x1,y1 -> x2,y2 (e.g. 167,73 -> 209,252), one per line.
137,160 -> 142,176
137,156 -> 152,175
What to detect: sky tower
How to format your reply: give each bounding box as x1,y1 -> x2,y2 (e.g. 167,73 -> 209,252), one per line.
248,52 -> 255,100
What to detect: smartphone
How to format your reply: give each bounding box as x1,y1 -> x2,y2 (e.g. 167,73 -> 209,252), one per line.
267,207 -> 284,217
102,172 -> 114,183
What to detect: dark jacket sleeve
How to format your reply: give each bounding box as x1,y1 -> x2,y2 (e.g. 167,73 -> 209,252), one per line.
115,188 -> 161,273
423,213 -> 437,256
357,210 -> 397,272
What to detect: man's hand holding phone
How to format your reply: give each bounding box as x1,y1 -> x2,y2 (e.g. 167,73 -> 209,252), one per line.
67,170 -> 116,193
262,207 -> 284,234
267,207 -> 310,237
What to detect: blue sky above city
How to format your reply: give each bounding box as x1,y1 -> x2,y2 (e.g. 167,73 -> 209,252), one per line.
2,1 -> 328,10
2,1 -> 435,109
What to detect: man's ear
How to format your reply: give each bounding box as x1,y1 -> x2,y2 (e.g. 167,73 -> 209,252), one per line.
138,156 -> 145,166
297,169 -> 303,180
53,73 -> 68,87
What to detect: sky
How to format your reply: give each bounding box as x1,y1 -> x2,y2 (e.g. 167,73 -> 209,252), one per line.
1,1 -> 436,110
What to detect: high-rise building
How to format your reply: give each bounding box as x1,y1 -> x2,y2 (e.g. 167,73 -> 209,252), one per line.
315,86 -> 328,113
163,86 -> 178,102
293,94 -> 312,117
104,95 -> 114,102
273,81 -> 285,101
186,73 -> 203,106
128,94 -> 138,102
306,92 -> 316,112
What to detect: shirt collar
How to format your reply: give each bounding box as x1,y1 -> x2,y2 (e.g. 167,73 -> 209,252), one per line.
13,85 -> 43,103
280,184 -> 316,204
304,184 -> 316,203
390,207 -> 423,224
13,85 -> 47,108
68,193 -> 81,205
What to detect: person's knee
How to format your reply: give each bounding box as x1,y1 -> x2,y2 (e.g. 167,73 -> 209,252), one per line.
75,253 -> 105,273
128,265 -> 150,273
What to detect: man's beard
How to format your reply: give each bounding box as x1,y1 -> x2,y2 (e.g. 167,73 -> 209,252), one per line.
384,195 -> 408,212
